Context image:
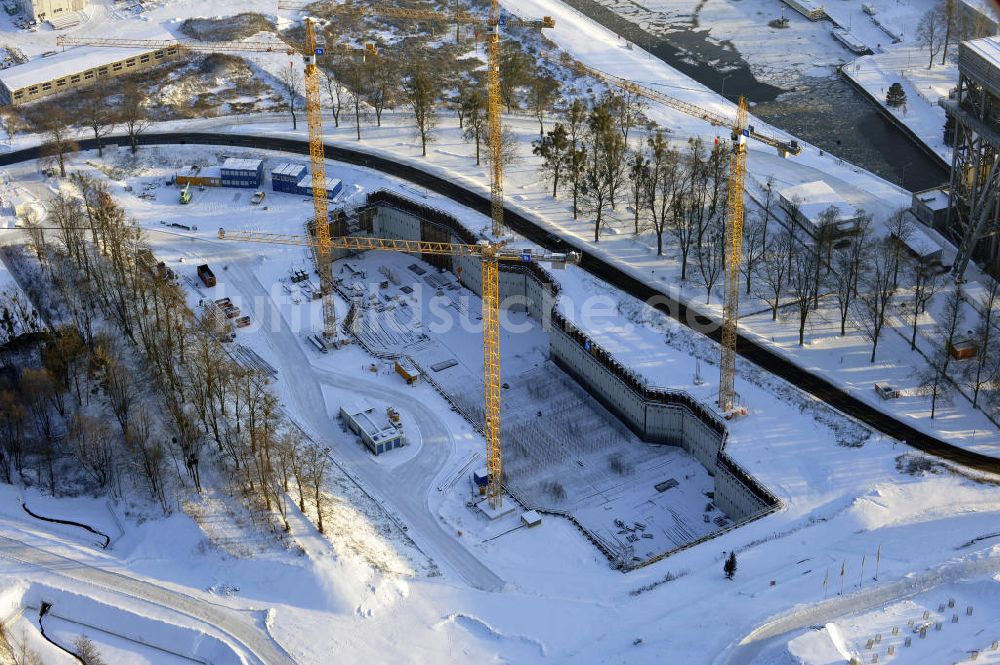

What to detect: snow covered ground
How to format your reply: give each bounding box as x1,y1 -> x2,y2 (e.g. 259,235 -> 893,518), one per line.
842,46 -> 957,164
1,145 -> 998,665
0,0 -> 997,662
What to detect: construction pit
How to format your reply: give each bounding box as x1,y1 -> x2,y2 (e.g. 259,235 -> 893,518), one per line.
332,246 -> 734,566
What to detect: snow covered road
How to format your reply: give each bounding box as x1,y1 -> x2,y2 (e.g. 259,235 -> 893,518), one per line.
148,230 -> 504,593
715,550 -> 1000,665
0,534 -> 296,665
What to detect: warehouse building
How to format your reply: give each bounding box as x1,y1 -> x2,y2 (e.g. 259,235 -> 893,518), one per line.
19,0 -> 86,22
270,162 -> 342,199
221,158 -> 263,188
339,400 -> 404,456
0,44 -> 178,106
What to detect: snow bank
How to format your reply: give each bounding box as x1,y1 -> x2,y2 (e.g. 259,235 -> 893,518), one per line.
20,582 -> 247,665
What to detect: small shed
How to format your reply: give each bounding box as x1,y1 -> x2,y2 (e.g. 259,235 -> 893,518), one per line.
521,510 -> 542,528
949,338 -> 979,360
473,467 -> 489,496
340,400 -> 404,456
911,187 -> 950,230
893,217 -> 944,265
395,359 -> 421,385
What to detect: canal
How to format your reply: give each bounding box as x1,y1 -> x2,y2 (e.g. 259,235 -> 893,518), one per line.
555,0 -> 949,192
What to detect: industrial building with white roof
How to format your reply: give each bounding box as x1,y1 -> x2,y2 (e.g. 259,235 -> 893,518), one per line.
0,40 -> 176,106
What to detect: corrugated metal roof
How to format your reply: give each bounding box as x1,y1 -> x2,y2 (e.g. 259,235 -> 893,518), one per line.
272,162 -> 307,178
222,157 -> 262,171
298,174 -> 342,191
966,35 -> 1000,68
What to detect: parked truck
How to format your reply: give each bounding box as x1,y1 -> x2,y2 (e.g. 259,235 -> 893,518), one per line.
197,264 -> 216,287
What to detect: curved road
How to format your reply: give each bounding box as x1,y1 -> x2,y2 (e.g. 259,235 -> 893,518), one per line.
156,231 -> 504,592
0,534 -> 296,665
714,552 -> 1000,665
2,132 -> 997,476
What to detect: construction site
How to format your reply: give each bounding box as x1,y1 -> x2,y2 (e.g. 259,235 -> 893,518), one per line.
0,0 -> 999,663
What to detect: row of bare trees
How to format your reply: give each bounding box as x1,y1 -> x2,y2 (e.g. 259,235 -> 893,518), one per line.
9,177 -> 333,534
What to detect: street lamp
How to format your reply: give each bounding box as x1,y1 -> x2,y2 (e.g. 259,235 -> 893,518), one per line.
720,72 -> 733,100
900,161 -> 912,187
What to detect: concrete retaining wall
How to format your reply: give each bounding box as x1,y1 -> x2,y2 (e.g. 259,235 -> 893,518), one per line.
352,191 -> 779,523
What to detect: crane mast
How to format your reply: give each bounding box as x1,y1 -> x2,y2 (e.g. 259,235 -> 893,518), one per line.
719,97 -> 749,413
302,19 -> 338,338
218,227 -> 578,510
486,1 -> 504,238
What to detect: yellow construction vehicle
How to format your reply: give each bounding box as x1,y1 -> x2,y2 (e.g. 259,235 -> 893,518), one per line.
216,227 -> 578,509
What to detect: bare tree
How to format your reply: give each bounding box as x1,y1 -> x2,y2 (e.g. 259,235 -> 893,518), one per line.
565,99 -> 588,219
364,54 -> 397,127
0,108 -> 22,145
301,443 -> 330,533
485,124 -> 519,172
696,213 -> 725,303
404,66 -> 438,157
937,284 -> 965,383
1,620 -> 45,665
831,220 -> 869,335
644,128 -> 681,257
279,63 -> 302,130
740,212 -> 767,296
856,241 -> 896,361
498,46 -> 530,113
120,84 -> 151,155
609,87 -> 645,145
905,259 -> 940,350
81,84 -> 116,158
919,349 -> 953,420
969,280 -> 999,407
885,208 -> 913,290
941,0 -> 959,64
462,87 -> 487,165
917,6 -> 946,69
627,147 -> 649,234
920,286 -> 964,418
755,233 -> 788,321
335,58 -> 367,140
102,353 -> 133,437
74,635 -> 108,665
33,105 -> 78,178
788,243 -> 821,345
320,64 -> 343,127
0,390 -> 26,483
70,413 -> 115,491
527,73 -> 560,136
582,102 -> 625,242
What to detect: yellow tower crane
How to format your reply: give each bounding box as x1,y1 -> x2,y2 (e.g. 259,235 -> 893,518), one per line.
56,32 -> 376,339
277,1 -> 555,236
217,228 -> 578,509
719,97 -> 750,414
